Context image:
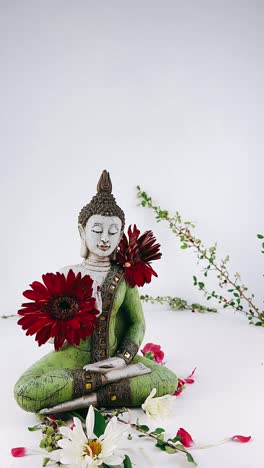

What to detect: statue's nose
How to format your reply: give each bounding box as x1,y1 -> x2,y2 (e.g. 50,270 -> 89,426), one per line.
100,233 -> 109,244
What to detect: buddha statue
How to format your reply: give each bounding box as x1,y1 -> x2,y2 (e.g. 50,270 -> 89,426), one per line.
14,170 -> 177,414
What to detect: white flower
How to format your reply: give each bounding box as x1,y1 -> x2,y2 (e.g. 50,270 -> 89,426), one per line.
50,405 -> 128,467
142,388 -> 175,420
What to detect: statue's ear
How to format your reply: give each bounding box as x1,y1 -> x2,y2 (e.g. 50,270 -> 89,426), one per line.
78,224 -> 85,240
78,224 -> 89,259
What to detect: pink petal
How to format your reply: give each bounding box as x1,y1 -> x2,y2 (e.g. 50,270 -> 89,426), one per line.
176,428 -> 194,447
231,435 -> 251,443
173,388 -> 183,396
173,379 -> 186,396
184,367 -> 197,384
11,447 -> 27,457
141,342 -> 164,363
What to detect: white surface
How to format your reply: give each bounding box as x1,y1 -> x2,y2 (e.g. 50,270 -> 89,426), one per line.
1,307 -> 263,468
1,1 -> 264,315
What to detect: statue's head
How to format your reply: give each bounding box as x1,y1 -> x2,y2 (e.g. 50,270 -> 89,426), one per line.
78,170 -> 125,259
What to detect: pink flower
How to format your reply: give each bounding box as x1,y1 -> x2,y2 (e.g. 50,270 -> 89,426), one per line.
141,343 -> 164,363
11,447 -> 27,457
231,435 -> 251,443
173,368 -> 197,396
176,428 -> 194,447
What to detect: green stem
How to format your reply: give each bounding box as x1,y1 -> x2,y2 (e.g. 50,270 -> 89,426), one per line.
137,187 -> 262,322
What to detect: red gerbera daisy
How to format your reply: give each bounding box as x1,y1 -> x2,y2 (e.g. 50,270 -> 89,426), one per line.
18,270 -> 99,351
117,225 -> 162,287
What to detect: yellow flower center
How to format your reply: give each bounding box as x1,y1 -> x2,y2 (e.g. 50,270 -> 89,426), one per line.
84,439 -> 102,458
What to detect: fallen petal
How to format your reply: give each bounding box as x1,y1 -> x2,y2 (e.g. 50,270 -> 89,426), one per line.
176,428 -> 194,447
173,378 -> 186,396
11,447 -> 27,457
184,367 -> 197,384
231,435 -> 251,443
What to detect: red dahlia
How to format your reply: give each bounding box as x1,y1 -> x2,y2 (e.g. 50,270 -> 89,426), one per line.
18,270 -> 99,351
117,225 -> 162,287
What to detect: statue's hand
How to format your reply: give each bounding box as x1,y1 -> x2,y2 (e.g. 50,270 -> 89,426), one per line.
83,356 -> 126,374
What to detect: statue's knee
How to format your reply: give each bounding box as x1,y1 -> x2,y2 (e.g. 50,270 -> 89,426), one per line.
166,371 -> 178,394
14,375 -> 43,413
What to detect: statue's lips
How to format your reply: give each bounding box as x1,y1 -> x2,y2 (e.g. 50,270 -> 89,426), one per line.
98,245 -> 110,251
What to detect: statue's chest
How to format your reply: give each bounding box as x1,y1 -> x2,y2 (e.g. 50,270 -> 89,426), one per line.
92,265 -> 125,361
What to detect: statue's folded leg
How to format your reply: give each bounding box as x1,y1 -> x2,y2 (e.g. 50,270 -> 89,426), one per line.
14,352 -> 177,413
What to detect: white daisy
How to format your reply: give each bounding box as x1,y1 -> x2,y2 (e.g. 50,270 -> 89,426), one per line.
50,405 -> 128,467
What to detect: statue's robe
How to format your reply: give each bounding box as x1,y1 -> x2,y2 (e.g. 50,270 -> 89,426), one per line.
14,265 -> 177,413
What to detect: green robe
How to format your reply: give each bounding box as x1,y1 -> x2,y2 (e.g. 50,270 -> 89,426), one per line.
14,265 -> 177,413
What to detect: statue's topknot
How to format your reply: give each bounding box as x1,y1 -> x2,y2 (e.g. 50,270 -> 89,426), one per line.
78,170 -> 125,229
97,170 -> 112,193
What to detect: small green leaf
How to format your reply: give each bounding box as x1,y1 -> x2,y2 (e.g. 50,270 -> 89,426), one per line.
138,424 -> 149,432
45,426 -> 55,436
42,458 -> 50,467
144,352 -> 154,360
155,441 -> 166,450
28,424 -> 41,432
168,436 -> 182,443
174,443 -> 187,452
138,434 -> 147,438
123,455 -> 132,468
165,445 -> 176,454
153,427 -> 165,435
181,244 -> 188,249
255,322 -> 263,326
94,409 -> 106,437
257,234 -> 264,239
186,452 -> 197,464
198,282 -> 205,289
155,433 -> 165,449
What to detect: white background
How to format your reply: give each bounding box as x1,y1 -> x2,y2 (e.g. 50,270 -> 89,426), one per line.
1,2 -> 264,467
0,0 -> 263,314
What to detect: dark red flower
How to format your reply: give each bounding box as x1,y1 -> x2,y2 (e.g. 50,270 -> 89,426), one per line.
11,447 -> 27,457
18,270 -> 99,351
231,435 -> 251,443
176,428 -> 194,447
117,225 -> 162,287
141,342 -> 164,363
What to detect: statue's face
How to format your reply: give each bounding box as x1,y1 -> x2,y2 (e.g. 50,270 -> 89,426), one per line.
81,214 -> 122,257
